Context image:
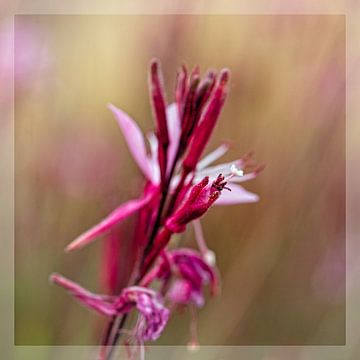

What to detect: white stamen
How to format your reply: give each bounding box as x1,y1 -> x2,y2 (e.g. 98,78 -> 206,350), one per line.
230,164 -> 244,177
204,250 -> 216,267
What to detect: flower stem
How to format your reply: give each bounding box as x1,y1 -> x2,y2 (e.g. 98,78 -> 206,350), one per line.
102,146 -> 182,359
102,313 -> 128,360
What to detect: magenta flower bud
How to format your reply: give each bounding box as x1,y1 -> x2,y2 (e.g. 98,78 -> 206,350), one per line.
180,75 -> 200,145
166,174 -> 227,233
195,70 -> 217,111
183,69 -> 230,172
141,248 -> 220,307
149,59 -> 169,187
171,249 -> 220,298
175,65 -> 188,119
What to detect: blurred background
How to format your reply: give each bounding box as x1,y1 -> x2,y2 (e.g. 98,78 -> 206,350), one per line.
13,15 -> 345,346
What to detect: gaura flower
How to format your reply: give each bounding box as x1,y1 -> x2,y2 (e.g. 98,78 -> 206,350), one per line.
139,173 -> 241,276
140,247 -> 219,348
50,273 -> 169,342
65,62 -> 262,253
141,248 -> 219,308
52,60 -> 263,358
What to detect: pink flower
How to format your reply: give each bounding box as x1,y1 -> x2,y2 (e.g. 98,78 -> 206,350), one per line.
66,70 -> 261,252
140,248 -> 219,348
53,60 -> 263,356
50,273 -> 169,342
142,248 -> 219,308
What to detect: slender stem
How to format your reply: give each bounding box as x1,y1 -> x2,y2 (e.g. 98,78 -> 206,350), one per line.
102,147 -> 183,359
164,169 -> 189,219
104,314 -> 128,360
139,146 -> 182,268
100,315 -> 116,353
141,189 -> 168,261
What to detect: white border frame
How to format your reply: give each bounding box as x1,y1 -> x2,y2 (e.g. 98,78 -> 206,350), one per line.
2,1 -> 359,359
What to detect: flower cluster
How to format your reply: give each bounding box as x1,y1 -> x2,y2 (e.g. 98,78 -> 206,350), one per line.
50,59 -> 262,359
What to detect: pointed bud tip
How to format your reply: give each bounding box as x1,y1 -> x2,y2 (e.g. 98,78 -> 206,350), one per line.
181,64 -> 188,75
255,163 -> 266,174
49,273 -> 63,285
201,176 -> 210,186
64,241 -> 78,253
219,69 -> 230,84
191,65 -> 200,77
150,58 -> 160,66
205,69 -> 217,78
107,103 -> 118,114
150,59 -> 160,75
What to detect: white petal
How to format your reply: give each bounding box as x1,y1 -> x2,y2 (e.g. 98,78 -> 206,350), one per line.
216,183 -> 259,205
146,132 -> 160,184
196,144 -> 229,170
166,103 -> 181,174
195,159 -> 242,181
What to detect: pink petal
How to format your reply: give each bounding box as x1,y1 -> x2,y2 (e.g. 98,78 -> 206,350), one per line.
166,103 -> 181,174
216,183 -> 259,205
167,279 -> 192,305
196,144 -> 229,170
66,192 -> 155,252
108,103 -> 154,182
50,273 -> 116,316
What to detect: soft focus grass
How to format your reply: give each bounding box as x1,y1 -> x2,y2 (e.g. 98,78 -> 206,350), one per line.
14,15 -> 345,345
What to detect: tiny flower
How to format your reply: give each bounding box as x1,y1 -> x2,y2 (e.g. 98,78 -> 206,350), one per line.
140,248 -> 219,348
50,274 -> 169,342
116,287 -> 170,342
141,248 -> 220,308
167,248 -> 219,348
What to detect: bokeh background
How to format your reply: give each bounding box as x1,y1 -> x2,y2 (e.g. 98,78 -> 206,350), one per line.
14,15 -> 345,346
